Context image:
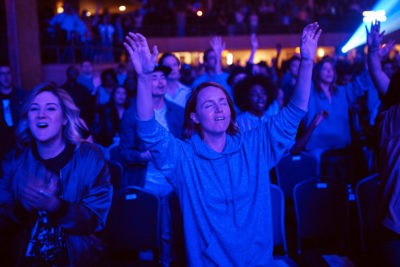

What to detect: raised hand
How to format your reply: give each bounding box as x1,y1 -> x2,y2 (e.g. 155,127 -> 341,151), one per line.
300,22 -> 322,61
124,33 -> 158,75
210,36 -> 226,57
366,21 -> 384,53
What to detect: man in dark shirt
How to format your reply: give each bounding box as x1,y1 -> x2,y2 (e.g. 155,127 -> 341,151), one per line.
62,65 -> 95,126
0,64 -> 26,162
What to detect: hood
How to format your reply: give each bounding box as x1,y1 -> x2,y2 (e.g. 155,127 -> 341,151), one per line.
187,131 -> 244,160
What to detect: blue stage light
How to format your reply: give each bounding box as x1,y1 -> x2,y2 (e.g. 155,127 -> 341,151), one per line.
341,1 -> 400,53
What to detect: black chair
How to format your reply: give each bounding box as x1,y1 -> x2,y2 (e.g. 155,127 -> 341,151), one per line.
169,192 -> 186,267
101,186 -> 161,265
293,178 -> 351,266
275,153 -> 317,200
107,160 -> 123,192
270,184 -> 288,255
355,173 -> 380,251
270,184 -> 298,266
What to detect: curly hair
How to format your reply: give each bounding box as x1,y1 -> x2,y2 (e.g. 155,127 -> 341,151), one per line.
15,82 -> 87,148
183,82 -> 239,139
233,75 -> 278,112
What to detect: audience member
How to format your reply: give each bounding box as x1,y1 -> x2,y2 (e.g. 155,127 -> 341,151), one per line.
96,68 -> 118,106
234,75 -> 279,132
366,22 -> 400,267
192,36 -> 231,96
123,22 -> 320,265
0,65 -> 26,163
119,64 -> 184,265
92,86 -> 129,147
159,53 -> 191,108
0,83 -> 112,266
62,65 -> 95,126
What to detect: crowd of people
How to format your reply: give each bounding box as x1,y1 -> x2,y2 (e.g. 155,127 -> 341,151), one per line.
39,0 -> 375,63
1,18 -> 400,266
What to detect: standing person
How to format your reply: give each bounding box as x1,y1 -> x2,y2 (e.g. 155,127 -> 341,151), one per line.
234,75 -> 280,132
191,36 -> 232,97
124,22 -> 321,266
0,65 -> 26,163
366,21 -> 400,267
119,65 -> 184,266
62,65 -> 95,126
0,83 -> 113,266
92,86 -> 129,147
159,53 -> 191,108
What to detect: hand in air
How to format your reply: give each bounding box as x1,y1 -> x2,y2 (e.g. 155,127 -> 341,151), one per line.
250,33 -> 259,51
366,21 -> 384,53
124,33 -> 158,75
210,36 -> 226,57
300,22 -> 322,61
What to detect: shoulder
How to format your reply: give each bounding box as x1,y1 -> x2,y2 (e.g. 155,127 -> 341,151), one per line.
166,100 -> 185,114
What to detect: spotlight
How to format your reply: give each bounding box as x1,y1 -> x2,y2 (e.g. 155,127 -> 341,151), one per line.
119,5 -> 126,12
196,10 -> 203,17
342,1 -> 400,53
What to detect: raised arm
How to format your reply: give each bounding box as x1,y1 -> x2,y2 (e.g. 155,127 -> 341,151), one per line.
248,33 -> 258,65
124,33 -> 158,120
366,21 -> 391,96
290,22 -> 322,110
210,36 -> 226,75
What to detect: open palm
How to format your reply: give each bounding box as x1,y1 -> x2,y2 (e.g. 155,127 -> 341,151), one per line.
124,33 -> 158,75
300,22 -> 322,61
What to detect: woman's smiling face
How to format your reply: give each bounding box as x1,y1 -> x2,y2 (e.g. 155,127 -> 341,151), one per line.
28,91 -> 66,145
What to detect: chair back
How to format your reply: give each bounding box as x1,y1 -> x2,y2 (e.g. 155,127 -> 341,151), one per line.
276,153 -> 317,199
293,178 -> 348,254
102,186 -> 160,252
169,191 -> 186,265
270,184 -> 288,256
355,173 -> 380,251
107,160 -> 123,192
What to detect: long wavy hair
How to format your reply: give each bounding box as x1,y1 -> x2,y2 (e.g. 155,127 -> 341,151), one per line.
16,83 -> 87,148
313,57 -> 338,94
183,82 -> 239,139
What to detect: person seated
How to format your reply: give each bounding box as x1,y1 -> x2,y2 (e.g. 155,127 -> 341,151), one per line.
124,22 -> 321,266
234,75 -> 280,132
0,83 -> 112,266
159,53 -> 191,108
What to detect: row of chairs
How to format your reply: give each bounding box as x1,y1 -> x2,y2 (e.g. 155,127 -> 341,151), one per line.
104,158 -> 381,266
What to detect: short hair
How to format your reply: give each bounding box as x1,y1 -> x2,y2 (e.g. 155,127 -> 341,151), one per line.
15,82 -> 87,148
233,75 -> 278,112
183,82 -> 239,139
159,53 -> 180,66
203,48 -> 214,63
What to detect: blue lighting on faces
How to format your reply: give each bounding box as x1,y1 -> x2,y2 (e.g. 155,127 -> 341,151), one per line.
341,1 -> 400,53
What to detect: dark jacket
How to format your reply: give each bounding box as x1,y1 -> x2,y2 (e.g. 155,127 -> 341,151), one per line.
0,88 -> 26,162
0,142 -> 113,266
92,104 -> 123,147
119,99 -> 184,186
